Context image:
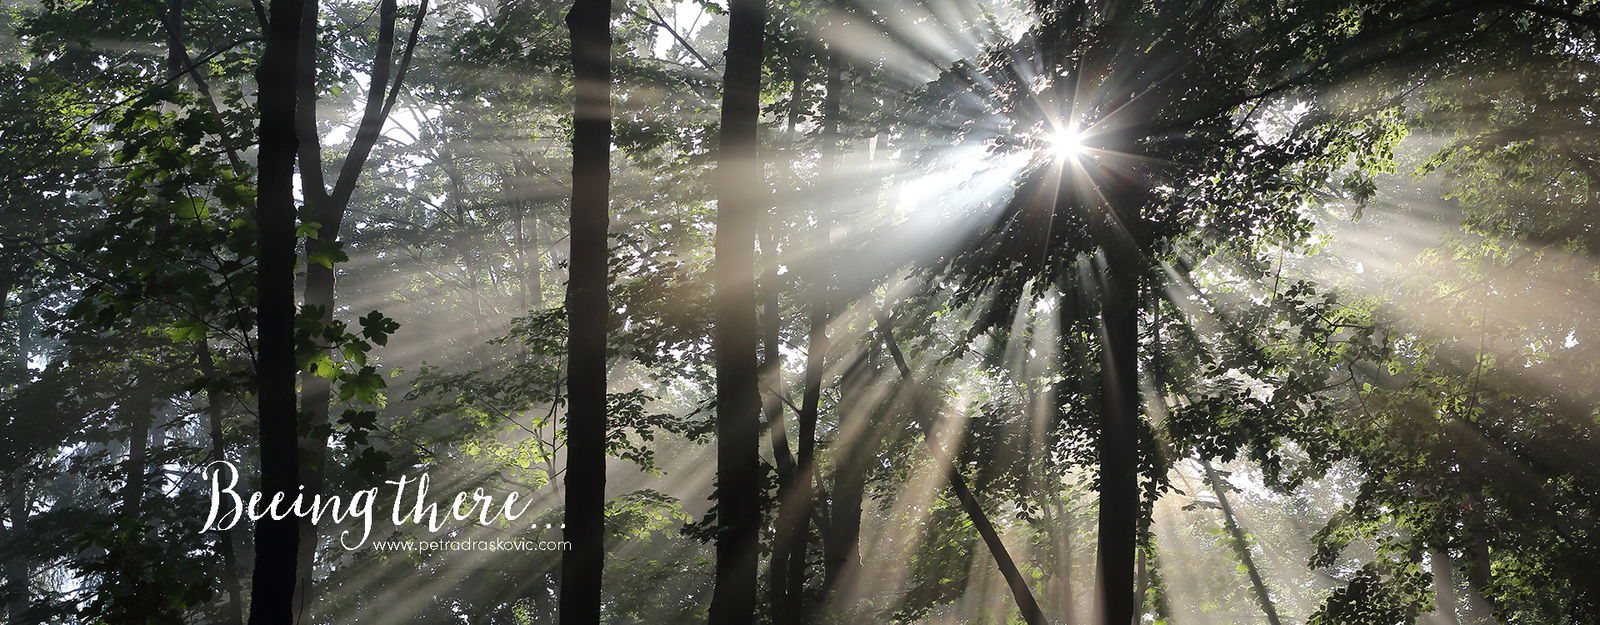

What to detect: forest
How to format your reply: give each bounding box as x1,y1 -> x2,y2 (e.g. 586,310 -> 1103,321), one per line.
1,0 -> 1598,623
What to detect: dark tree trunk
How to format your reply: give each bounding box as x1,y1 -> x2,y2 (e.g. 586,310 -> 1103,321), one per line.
291,2 -> 333,613
508,164 -> 543,312
706,0 -> 766,622
198,339 -> 246,625
558,0 -> 611,623
1091,177 -> 1141,625
762,49 -> 806,615
4,477 -> 26,622
1202,460 -> 1282,625
109,391 -> 160,623
1134,547 -> 1147,619
4,278 -> 30,622
248,0 -> 309,621
289,1 -> 425,614
121,393 -> 153,524
879,317 -> 1049,625
819,345 -> 878,613
773,27 -> 843,625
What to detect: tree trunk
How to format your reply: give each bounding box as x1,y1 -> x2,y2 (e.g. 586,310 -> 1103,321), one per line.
818,345 -> 878,615
121,393 -> 152,524
762,48 -> 806,616
289,1 -> 425,614
198,339 -> 246,625
773,26 -> 843,625
761,165 -> 797,621
109,391 -> 158,623
706,0 -> 767,622
4,277 -> 30,622
5,476 -> 26,622
1092,177 -> 1140,625
290,3 -> 332,617
1045,497 -> 1076,625
1201,460 -> 1282,625
248,0 -> 309,620
558,0 -> 612,623
1464,536 -> 1497,623
879,316 -> 1049,625
1134,547 -> 1147,620
509,164 -> 543,312
1429,551 -> 1463,625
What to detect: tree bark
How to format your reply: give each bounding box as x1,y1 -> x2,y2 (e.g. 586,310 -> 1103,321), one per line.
290,1 -> 426,615
773,25 -> 843,625
4,477 -> 26,622
558,0 -> 611,623
4,277 -> 30,622
198,339 -> 246,625
1091,171 -> 1141,625
879,315 -> 1049,625
762,49 -> 806,615
248,0 -> 308,620
121,392 -> 153,525
818,345 -> 876,614
107,388 -> 156,623
706,0 -> 766,622
291,2 -> 333,614
1201,460 -> 1282,625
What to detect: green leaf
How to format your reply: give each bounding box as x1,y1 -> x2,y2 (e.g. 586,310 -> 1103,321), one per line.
306,241 -> 348,268
338,366 -> 387,403
358,310 -> 401,346
164,318 -> 207,343
174,196 -> 209,220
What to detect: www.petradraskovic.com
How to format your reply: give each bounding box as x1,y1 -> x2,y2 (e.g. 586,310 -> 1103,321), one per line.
371,539 -> 571,552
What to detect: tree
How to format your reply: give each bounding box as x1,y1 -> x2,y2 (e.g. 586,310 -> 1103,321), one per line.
559,0 -> 612,622
707,0 -> 767,622
248,0 -> 309,621
291,1 -> 427,609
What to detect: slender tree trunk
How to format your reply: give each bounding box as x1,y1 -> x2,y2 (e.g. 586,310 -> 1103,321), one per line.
509,167 -> 531,311
773,26 -> 843,625
763,49 -> 806,614
707,0 -> 767,622
5,476 -> 26,621
291,4 -> 332,617
879,316 -> 1049,625
558,0 -> 611,623
1464,536 -> 1497,623
818,345 -> 876,613
109,392 -> 159,623
4,278 -> 30,622
1430,551 -> 1463,625
121,393 -> 152,523
1201,460 -> 1282,625
761,170 -> 797,620
249,0 -> 309,621
1134,547 -> 1147,620
198,339 -> 246,625
289,2 -> 425,614
1063,499 -> 1078,625
528,199 -> 544,311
